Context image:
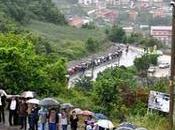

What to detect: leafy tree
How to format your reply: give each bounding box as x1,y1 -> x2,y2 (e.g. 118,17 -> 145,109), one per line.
0,33 -> 66,95
85,38 -> 99,52
134,54 -> 158,74
108,25 -> 126,43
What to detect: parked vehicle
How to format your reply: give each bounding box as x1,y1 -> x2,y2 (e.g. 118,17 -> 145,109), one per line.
148,66 -> 156,73
159,63 -> 170,69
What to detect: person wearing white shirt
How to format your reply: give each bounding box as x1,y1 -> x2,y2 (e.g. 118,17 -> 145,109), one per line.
59,110 -> 68,130
8,97 -> 17,126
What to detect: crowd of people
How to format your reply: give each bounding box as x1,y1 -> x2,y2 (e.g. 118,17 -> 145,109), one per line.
68,47 -> 123,76
0,91 -> 109,130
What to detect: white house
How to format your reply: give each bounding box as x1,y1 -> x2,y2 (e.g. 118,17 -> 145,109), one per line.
150,26 -> 172,45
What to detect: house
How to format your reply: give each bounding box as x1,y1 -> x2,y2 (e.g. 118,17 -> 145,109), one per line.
68,17 -> 84,28
123,27 -> 134,35
128,10 -> 138,21
150,26 -> 172,45
78,0 -> 99,5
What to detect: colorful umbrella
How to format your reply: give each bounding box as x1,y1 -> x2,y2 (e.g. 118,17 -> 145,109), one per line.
81,110 -> 94,116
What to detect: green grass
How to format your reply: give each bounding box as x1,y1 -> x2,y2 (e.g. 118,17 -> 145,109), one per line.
25,20 -> 105,43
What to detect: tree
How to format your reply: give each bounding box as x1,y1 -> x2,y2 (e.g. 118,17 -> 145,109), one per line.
108,25 -> 126,43
85,38 -> 99,52
93,67 -> 136,116
0,33 -> 66,95
134,54 -> 158,74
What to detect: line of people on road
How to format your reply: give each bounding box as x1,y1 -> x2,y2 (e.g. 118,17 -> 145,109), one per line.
68,48 -> 123,76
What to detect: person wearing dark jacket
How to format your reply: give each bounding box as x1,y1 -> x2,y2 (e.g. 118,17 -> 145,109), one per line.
28,105 -> 39,130
70,111 -> 79,130
18,99 -> 28,130
8,97 -> 19,126
0,94 -> 6,124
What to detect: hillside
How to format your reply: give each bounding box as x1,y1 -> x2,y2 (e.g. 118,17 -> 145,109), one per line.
0,0 -> 108,60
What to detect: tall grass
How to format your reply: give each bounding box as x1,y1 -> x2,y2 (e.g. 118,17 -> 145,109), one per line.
128,113 -> 169,130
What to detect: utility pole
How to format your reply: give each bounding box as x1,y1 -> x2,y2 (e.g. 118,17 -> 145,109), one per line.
169,1 -> 175,129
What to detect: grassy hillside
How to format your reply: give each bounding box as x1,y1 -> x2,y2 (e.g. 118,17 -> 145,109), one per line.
26,20 -> 105,43
25,20 -> 108,60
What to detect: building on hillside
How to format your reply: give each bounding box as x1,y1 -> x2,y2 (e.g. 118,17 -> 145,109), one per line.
128,10 -> 138,21
78,0 -> 99,5
150,26 -> 172,45
123,27 -> 134,35
96,9 -> 118,24
151,8 -> 165,18
68,17 -> 91,28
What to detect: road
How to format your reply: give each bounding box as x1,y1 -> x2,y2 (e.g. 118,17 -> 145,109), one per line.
68,45 -> 171,88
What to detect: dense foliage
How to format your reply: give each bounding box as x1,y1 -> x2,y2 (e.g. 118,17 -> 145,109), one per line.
0,0 -> 66,25
134,54 -> 158,74
0,33 -> 67,95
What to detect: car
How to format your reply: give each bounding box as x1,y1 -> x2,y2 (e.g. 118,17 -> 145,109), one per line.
159,63 -> 170,69
148,66 -> 156,73
84,70 -> 93,78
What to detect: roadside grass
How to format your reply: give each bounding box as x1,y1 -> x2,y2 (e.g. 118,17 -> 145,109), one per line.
128,114 -> 169,130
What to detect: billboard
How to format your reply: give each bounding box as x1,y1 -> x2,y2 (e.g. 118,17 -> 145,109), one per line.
148,91 -> 170,113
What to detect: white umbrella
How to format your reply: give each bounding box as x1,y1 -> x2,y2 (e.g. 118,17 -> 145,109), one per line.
96,119 -> 114,129
27,99 -> 40,104
71,108 -> 82,114
21,91 -> 36,98
0,89 -> 7,96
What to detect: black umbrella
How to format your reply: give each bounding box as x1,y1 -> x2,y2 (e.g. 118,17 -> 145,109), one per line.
39,98 -> 60,107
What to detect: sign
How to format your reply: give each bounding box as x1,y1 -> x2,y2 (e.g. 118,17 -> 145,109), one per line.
148,91 -> 170,113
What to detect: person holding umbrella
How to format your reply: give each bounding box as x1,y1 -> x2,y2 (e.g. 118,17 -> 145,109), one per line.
48,108 -> 59,130
18,99 -> 28,130
0,89 -> 7,124
38,106 -> 48,130
59,109 -> 69,130
70,111 -> 79,130
7,96 -> 19,126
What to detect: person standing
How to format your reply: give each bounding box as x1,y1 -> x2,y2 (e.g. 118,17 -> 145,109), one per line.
48,108 -> 59,130
8,97 -> 18,126
60,110 -> 68,130
0,93 -> 6,124
28,105 -> 39,130
70,111 -> 79,130
38,107 -> 48,130
19,99 -> 28,130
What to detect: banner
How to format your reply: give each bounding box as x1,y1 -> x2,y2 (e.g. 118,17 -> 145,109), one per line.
148,91 -> 170,113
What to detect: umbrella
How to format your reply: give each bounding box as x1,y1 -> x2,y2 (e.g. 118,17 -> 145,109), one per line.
81,110 -> 94,116
61,103 -> 74,109
21,91 -> 36,98
119,122 -> 136,129
27,99 -> 40,104
7,95 -> 20,98
116,127 -> 134,130
96,119 -> 114,129
71,108 -> 82,114
0,89 -> 7,96
39,98 -> 60,106
135,128 -> 148,130
94,113 -> 108,120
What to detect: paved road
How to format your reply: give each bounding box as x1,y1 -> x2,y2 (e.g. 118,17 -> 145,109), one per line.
68,45 -> 171,88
